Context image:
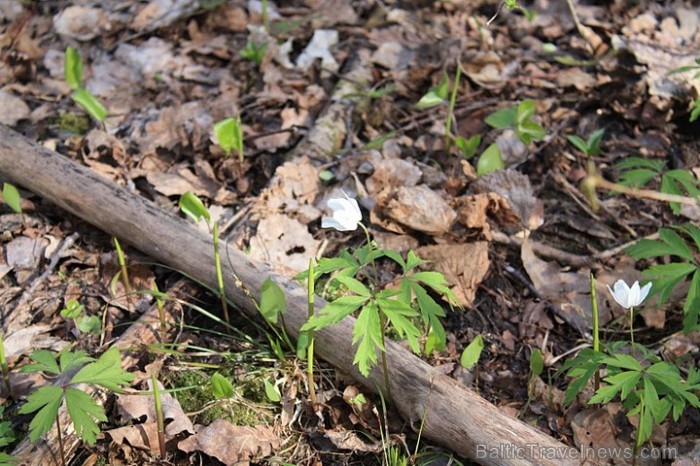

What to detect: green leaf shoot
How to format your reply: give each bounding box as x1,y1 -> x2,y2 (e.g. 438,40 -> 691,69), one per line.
179,191 -> 210,224
1,183 -> 21,214
460,334 -> 484,370
477,143 -> 504,175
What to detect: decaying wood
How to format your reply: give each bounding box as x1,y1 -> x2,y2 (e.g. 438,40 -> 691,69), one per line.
0,124 -> 578,466
8,276 -> 189,465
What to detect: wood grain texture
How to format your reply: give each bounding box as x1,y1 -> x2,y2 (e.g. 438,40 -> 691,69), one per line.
0,124 -> 578,466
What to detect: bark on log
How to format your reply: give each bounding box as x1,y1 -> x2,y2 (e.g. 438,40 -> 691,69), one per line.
0,124 -> 579,466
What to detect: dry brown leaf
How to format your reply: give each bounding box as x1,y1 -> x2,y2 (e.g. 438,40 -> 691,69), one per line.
521,239 -> 613,334
472,169 -> 544,231
53,6 -> 112,41
322,429 -> 383,453
377,185 -> 456,235
116,380 -> 194,436
178,420 -> 280,466
453,192 -> 521,239
365,158 -> 422,195
105,423 -> 162,455
571,407 -> 630,463
253,157 -> 321,221
416,242 -> 490,307
0,90 -> 30,126
248,214 -> 321,276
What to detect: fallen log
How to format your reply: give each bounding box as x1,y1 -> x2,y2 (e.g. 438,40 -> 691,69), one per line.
0,124 -> 578,466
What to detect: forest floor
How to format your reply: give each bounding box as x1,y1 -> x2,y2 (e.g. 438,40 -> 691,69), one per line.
1,0 -> 700,465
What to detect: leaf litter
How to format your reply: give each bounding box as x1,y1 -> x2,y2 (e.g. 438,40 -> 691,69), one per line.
2,0 -> 700,464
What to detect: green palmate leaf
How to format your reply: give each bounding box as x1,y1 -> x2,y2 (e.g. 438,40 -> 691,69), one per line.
60,299 -> 85,319
18,385 -> 64,441
567,135 -> 588,154
485,106 -> 517,129
615,156 -> 664,171
301,295 -> 368,331
0,453 -> 16,466
586,129 -> 605,155
460,334 -> 484,370
657,228 -> 695,261
516,100 -> 537,124
179,191 -> 210,224
65,387 -> 107,445
71,88 -> 107,122
455,134 -> 481,159
602,353 -> 642,371
295,256 -> 357,282
410,271 -> 456,302
405,250 -> 426,271
382,249 -> 406,271
477,143 -> 504,176
353,302 -> 383,376
376,298 -> 421,354
260,277 -> 286,324
642,262 -> 697,304
625,228 -> 694,260
683,272 -> 700,332
530,348 -> 544,377
567,363 -> 600,406
517,120 -> 546,144
690,99 -> 700,122
408,281 -> 446,351
21,350 -> 61,375
680,223 -> 700,252
211,372 -> 234,399
607,370 -> 642,400
618,168 -> 658,189
333,275 -> 371,297
58,349 -> 94,373
71,347 -> 134,391
76,315 -> 101,335
2,183 -> 21,214
64,46 -> 83,90
213,117 -> 244,159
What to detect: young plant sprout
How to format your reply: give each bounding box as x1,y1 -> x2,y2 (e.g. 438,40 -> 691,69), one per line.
607,279 -> 652,350
179,191 -> 230,324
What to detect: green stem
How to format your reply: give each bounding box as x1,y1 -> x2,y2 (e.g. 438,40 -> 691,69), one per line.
0,333 -> 10,394
629,305 -> 636,355
590,273 -> 600,391
113,237 -> 132,306
307,258 -> 317,405
213,222 -> 230,324
445,63 -> 462,154
152,372 -> 167,459
379,314 -> 393,404
358,222 -> 379,285
55,414 -> 66,466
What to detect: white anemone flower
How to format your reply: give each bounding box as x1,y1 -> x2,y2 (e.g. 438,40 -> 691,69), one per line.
321,196 -> 362,232
607,279 -> 652,309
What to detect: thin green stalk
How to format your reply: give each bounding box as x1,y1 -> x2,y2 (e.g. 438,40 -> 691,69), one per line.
307,258 -> 317,406
0,333 -> 9,393
153,282 -> 167,336
445,64 -> 462,154
55,415 -> 66,466
629,305 -> 636,355
113,237 -> 132,305
212,222 -> 230,324
379,314 -> 393,404
358,222 -> 379,285
151,372 -> 166,459
590,273 -> 600,391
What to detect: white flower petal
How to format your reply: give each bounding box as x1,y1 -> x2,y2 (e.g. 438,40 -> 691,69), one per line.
322,196 -> 362,231
639,282 -> 652,304
609,279 -> 632,309
628,281 -> 641,307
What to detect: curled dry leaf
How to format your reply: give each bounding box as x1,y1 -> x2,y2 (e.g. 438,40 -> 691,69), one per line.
178,419 -> 280,466
416,242 -> 490,307
376,185 -> 456,235
105,423 -> 163,456
115,379 -> 194,436
472,169 -> 544,232
248,214 -> 321,276
453,192 -> 521,239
